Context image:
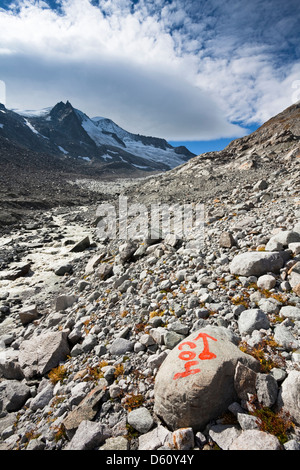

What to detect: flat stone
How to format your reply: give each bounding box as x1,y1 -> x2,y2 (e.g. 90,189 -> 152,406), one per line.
229,430 -> 282,450
138,425 -> 171,450
55,294 -> 78,312
65,420 -> 110,450
18,331 -> 70,378
0,262 -> 31,281
100,436 -> 129,450
63,380 -> 108,438
109,338 -> 134,356
85,253 -> 106,275
209,424 -> 241,450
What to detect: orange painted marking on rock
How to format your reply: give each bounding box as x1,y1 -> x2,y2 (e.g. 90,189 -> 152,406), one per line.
194,332 -> 217,360
173,333 -> 218,380
173,361 -> 201,380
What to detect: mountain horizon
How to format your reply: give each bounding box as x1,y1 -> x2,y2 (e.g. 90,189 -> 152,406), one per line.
0,100 -> 195,175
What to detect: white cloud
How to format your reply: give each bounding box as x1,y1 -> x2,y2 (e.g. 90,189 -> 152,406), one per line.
0,0 -> 299,140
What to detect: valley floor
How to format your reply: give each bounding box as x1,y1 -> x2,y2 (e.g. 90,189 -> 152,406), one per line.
0,153 -> 300,450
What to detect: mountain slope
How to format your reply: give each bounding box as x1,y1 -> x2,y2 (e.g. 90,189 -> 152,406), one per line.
124,102 -> 300,204
1,101 -> 195,173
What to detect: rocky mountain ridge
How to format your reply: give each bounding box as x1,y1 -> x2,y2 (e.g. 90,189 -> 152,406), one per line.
123,102 -> 300,205
1,101 -> 194,174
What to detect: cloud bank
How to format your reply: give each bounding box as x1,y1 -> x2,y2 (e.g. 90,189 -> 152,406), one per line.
0,0 -> 299,141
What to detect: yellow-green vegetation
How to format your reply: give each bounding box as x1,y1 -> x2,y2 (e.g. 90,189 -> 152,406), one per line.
149,309 -> 165,318
114,363 -> 125,378
53,424 -> 67,443
251,407 -> 294,445
25,429 -> 41,443
239,337 -> 285,372
134,322 -> 147,333
120,309 -> 129,318
122,393 -> 145,412
231,293 -> 250,308
125,423 -> 139,441
84,361 -> 108,382
48,364 -> 69,384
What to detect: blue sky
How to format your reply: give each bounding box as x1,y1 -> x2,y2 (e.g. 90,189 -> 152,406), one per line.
0,0 -> 300,155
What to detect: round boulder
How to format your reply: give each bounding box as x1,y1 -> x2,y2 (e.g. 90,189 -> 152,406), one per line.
153,326 -> 259,431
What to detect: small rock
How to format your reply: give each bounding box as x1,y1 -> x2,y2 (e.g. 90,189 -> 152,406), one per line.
237,413 -> 260,430
18,304 -> 39,326
238,309 -> 270,336
255,373 -> 278,407
138,425 -> 171,450
171,427 -> 195,450
54,263 -> 73,276
55,294 -> 78,312
70,236 -> 90,253
109,338 -> 134,356
127,407 -> 154,434
19,331 -> 70,378
65,420 -> 110,450
100,436 -> 128,450
96,263 -> 113,280
280,305 -> 300,321
164,331 -> 184,349
274,324 -> 299,350
30,382 -> 54,411
219,232 -> 236,248
257,274 -> 276,290
0,379 -> 31,412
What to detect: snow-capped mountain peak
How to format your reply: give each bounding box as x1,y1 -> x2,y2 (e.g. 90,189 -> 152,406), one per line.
2,101 -> 195,174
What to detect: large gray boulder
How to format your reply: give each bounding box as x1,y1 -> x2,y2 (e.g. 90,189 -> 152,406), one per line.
153,326 -> 259,431
0,379 -> 31,412
0,348 -> 24,380
18,331 -> 70,378
276,370 -> 300,426
265,230 -> 300,251
229,251 -> 284,277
